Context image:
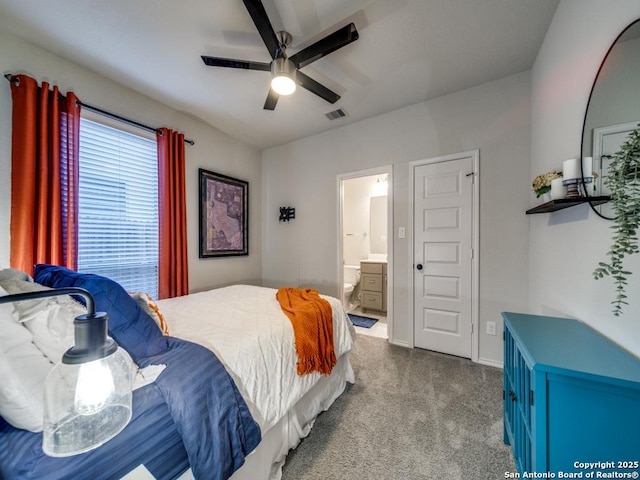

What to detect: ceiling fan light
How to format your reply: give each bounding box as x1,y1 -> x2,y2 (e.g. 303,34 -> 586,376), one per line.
271,75 -> 296,95
271,58 -> 297,96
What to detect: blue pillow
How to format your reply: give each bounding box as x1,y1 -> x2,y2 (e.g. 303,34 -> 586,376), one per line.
34,264 -> 168,363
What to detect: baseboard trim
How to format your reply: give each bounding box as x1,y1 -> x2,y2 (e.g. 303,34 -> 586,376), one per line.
388,338 -> 410,348
477,357 -> 503,369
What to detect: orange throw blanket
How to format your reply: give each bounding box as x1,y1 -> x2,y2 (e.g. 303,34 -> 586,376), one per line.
276,287 -> 336,376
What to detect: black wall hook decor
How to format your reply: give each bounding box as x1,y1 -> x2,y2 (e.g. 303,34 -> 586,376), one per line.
279,207 -> 295,222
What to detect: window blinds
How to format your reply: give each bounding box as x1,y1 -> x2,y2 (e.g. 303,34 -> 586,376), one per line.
78,118 -> 159,298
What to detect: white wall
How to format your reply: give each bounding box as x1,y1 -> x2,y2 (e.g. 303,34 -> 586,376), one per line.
530,0 -> 640,356
0,31 -> 262,294
262,71 -> 532,365
343,176 -> 374,266
343,175 -> 388,265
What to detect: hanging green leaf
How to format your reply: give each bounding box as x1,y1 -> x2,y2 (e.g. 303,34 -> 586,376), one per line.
593,124 -> 640,316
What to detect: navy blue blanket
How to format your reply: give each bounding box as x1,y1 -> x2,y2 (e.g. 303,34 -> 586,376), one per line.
0,338 -> 261,480
0,381 -> 189,479
142,337 -> 261,480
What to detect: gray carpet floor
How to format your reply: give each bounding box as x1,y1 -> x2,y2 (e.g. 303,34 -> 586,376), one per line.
281,334 -> 516,480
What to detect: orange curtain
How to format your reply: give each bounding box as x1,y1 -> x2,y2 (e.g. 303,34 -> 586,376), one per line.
157,128 -> 189,299
9,75 -> 80,276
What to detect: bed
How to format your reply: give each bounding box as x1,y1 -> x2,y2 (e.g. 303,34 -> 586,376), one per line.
0,265 -> 355,480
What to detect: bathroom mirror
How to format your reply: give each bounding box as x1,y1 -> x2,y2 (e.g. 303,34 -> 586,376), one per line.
581,18 -> 640,219
370,195 -> 387,254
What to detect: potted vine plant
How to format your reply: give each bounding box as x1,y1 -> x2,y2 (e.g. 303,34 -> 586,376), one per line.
593,124 -> 640,316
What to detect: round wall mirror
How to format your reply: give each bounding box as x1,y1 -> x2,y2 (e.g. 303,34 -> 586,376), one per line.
580,19 -> 640,219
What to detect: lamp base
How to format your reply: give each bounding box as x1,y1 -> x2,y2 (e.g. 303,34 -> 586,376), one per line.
43,403 -> 131,457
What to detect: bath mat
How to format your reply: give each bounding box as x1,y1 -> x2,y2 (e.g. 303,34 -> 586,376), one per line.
348,313 -> 378,329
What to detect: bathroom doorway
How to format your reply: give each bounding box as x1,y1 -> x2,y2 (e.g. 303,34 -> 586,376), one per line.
338,166 -> 393,340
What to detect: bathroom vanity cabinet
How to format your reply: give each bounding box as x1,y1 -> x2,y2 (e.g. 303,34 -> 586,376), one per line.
502,312 -> 640,476
360,261 -> 386,313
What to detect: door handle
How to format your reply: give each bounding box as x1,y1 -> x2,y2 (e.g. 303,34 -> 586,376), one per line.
416,264 -> 423,270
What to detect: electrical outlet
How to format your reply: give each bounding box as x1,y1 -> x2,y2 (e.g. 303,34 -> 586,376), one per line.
486,321 -> 497,336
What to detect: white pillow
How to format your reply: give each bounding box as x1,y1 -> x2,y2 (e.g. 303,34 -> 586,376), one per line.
0,279 -> 82,364
0,268 -> 33,283
24,304 -> 77,365
0,286 -> 53,432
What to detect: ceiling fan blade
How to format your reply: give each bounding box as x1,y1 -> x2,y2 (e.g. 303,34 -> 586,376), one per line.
264,88 -> 279,110
201,56 -> 271,71
296,71 -> 340,104
242,0 -> 281,60
289,23 -> 358,69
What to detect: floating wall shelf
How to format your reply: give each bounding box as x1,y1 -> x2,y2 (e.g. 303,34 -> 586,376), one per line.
525,196 -> 610,214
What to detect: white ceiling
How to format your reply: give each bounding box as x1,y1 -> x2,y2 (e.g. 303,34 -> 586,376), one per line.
0,0 -> 559,150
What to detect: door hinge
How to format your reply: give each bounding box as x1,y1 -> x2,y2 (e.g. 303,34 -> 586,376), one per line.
530,390 -> 534,406
466,172 -> 475,184
470,249 -> 474,260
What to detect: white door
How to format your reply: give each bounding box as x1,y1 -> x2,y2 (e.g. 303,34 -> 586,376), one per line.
413,154 -> 475,358
593,121 -> 638,218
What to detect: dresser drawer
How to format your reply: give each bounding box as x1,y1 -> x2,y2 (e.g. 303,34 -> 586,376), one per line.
361,291 -> 383,311
361,262 -> 383,274
361,273 -> 383,292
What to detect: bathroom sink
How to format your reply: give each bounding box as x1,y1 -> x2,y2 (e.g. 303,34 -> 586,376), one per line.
366,253 -> 387,262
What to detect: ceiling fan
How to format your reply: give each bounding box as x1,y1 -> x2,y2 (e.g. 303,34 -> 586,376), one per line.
201,0 -> 359,110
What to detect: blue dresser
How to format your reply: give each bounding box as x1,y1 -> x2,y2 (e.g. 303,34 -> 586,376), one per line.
502,312 -> 640,475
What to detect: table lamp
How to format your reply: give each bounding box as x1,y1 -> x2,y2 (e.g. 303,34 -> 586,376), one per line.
0,287 -> 132,456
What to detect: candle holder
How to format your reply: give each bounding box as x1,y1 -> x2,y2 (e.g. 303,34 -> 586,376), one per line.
563,177 -> 593,198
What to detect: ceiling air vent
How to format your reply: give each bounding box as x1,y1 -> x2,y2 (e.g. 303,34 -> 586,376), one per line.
325,108 -> 347,120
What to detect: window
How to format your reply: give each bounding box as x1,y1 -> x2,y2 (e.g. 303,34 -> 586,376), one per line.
78,117 -> 159,298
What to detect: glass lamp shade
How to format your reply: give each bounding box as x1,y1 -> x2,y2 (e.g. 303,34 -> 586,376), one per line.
42,346 -> 133,457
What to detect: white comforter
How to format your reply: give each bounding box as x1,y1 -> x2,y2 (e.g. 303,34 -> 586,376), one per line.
156,284 -> 355,432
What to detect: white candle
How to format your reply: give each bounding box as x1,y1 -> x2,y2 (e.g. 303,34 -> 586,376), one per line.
563,158 -> 579,180
582,156 -> 593,178
551,178 -> 566,199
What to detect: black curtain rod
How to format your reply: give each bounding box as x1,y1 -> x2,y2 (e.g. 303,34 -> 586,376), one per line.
4,73 -> 195,146
80,102 -> 195,145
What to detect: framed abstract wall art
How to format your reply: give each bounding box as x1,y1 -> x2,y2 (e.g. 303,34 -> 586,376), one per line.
199,168 -> 249,258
